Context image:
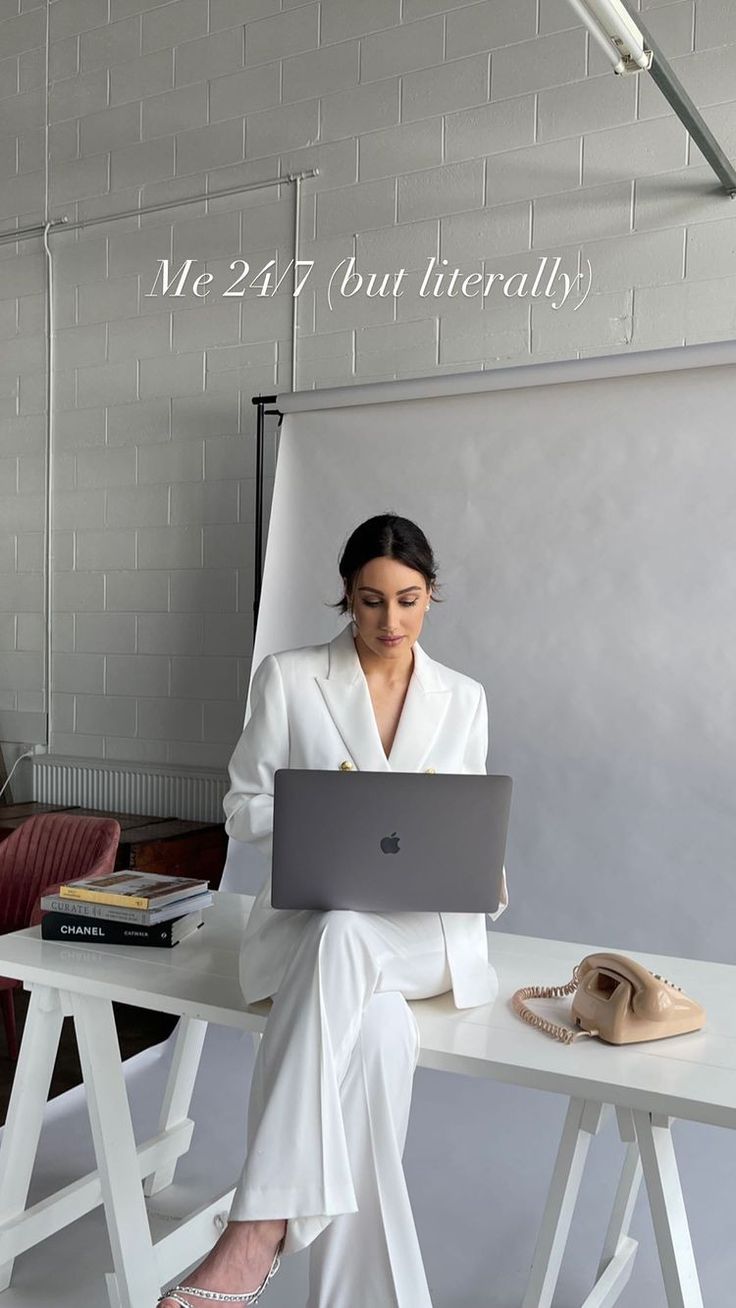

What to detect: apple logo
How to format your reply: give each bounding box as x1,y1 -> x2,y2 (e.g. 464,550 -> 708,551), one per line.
380,832 -> 400,854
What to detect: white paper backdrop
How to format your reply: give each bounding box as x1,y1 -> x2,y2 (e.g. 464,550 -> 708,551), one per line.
222,359 -> 736,966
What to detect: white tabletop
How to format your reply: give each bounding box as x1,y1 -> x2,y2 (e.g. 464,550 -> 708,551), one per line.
1,892 -> 735,1129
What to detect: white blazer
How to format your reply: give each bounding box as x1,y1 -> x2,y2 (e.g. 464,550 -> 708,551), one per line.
223,621 -> 509,1009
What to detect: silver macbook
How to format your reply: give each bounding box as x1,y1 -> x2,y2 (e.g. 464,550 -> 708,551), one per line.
270,769 -> 512,913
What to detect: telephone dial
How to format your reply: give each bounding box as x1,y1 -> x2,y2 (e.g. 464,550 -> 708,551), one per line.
512,951 -> 706,1045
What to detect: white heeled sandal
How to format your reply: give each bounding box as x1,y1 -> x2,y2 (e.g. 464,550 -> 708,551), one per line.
157,1237 -> 284,1308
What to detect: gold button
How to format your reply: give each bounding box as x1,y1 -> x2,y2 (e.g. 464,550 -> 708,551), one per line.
425,767 -> 436,774
339,760 -> 354,771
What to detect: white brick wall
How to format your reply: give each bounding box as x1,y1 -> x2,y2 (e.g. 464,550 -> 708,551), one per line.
1,0 -> 735,773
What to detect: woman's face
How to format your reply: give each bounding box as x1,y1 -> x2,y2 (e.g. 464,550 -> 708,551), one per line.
347,556 -> 431,660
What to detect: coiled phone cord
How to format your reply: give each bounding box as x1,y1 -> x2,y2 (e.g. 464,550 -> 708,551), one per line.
511,965 -> 599,1045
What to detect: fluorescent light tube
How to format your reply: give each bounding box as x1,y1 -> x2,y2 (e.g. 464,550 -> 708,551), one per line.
567,0 -> 653,74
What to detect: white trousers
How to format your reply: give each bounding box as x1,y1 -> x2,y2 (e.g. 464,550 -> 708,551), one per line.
229,908 -> 452,1308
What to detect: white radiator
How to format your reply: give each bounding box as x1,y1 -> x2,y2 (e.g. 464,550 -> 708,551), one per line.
31,755 -> 229,824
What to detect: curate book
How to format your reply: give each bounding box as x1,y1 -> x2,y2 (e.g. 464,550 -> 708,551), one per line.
41,910 -> 204,947
40,890 -> 214,926
58,870 -> 210,910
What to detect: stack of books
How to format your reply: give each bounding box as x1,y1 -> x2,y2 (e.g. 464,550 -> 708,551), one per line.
39,871 -> 213,948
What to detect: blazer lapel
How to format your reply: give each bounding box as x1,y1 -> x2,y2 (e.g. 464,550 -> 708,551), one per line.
315,623 -> 452,773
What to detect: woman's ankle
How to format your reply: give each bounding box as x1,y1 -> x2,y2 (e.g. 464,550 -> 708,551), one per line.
230,1217 -> 285,1235
222,1217 -> 286,1254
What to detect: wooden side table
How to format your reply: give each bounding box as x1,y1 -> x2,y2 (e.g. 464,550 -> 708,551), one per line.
0,803 -> 228,890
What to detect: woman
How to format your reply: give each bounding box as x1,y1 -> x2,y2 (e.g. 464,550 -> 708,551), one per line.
159,514 -> 509,1308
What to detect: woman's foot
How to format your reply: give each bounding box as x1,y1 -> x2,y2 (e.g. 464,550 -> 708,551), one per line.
158,1218 -> 286,1306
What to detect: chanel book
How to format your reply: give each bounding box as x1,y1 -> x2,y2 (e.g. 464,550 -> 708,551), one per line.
40,910 -> 205,948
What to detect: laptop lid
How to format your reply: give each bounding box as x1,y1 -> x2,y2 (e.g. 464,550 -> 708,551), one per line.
271,769 -> 512,913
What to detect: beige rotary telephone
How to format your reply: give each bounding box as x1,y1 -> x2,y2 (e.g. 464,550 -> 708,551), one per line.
512,952 -> 706,1045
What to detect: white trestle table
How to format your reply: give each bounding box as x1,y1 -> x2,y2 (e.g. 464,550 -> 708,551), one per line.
0,892 -> 732,1308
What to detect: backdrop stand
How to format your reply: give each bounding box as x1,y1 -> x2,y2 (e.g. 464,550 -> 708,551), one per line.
251,395 -> 283,643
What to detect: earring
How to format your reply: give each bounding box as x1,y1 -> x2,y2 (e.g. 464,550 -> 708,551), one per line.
425,604 -> 430,612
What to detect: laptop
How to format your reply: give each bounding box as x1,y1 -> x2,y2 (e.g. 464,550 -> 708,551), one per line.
270,769 -> 512,913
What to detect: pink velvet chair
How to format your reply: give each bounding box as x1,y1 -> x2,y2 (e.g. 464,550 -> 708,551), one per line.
0,813 -> 121,1059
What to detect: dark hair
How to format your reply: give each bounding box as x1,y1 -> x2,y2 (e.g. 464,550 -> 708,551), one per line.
330,513 -> 442,616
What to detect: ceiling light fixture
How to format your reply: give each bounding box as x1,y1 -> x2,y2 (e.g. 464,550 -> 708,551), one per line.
566,0 -> 736,196
567,0 -> 652,75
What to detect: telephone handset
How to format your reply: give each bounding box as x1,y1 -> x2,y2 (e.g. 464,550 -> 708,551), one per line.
512,951 -> 706,1045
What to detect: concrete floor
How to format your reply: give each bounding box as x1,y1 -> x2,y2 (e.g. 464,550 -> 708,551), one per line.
1,1014 -> 734,1307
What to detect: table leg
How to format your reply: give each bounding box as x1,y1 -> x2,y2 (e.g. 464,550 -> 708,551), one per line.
632,1110 -> 704,1308
144,1016 -> 208,1196
0,985 -> 65,1291
597,1142 -> 642,1272
521,1098 -> 609,1308
70,990 -> 161,1308
586,1135 -> 641,1306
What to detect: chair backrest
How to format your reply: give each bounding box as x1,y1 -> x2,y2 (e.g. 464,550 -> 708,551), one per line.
0,813 -> 121,933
